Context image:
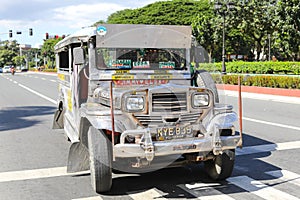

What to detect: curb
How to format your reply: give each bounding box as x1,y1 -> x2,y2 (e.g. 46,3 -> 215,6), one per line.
217,84 -> 300,98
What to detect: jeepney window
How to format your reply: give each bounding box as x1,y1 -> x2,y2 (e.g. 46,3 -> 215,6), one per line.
58,51 -> 69,71
96,48 -> 186,70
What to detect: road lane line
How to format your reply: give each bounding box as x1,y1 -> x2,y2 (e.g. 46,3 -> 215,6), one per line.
18,83 -> 56,104
244,117 -> 300,131
227,176 -> 299,200
236,141 -> 300,156
265,170 -> 300,187
0,167 -> 88,183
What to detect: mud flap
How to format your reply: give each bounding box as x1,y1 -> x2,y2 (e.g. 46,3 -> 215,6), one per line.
52,109 -> 65,129
67,142 -> 90,173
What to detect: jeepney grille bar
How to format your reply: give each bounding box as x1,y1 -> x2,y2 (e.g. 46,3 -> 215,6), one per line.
134,113 -> 201,127
152,93 -> 187,112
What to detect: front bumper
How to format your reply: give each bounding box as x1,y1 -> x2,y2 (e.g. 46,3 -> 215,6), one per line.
114,129 -> 241,159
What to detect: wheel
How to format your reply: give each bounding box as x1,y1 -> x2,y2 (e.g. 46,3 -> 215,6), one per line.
88,127 -> 112,193
195,70 -> 219,103
204,150 -> 235,180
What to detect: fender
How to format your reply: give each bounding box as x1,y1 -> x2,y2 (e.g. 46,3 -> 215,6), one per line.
68,113 -> 136,173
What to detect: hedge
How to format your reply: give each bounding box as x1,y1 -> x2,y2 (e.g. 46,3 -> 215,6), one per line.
198,61 -> 300,75
212,74 -> 300,89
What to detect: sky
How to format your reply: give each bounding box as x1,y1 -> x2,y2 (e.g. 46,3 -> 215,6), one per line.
0,0 -> 160,48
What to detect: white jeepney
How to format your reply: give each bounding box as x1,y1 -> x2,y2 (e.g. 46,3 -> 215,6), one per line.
53,24 -> 242,193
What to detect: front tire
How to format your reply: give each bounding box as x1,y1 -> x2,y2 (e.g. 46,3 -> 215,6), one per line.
204,150 -> 235,180
88,127 -> 112,193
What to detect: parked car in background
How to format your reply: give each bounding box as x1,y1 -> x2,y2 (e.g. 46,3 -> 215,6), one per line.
2,66 -> 11,73
0,68 -> 3,73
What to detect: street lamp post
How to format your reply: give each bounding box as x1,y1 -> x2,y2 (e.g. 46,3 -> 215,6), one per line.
214,1 -> 235,74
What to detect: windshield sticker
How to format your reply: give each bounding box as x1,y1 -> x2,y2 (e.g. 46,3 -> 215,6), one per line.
114,79 -> 169,86
150,74 -> 173,79
97,26 -> 107,36
112,74 -> 134,80
159,62 -> 175,69
133,61 -> 150,69
108,59 -> 131,69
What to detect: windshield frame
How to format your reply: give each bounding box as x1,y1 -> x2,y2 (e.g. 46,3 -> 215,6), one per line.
96,47 -> 189,71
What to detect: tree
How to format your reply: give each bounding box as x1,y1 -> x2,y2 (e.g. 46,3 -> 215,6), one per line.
12,55 -> 26,67
192,7 -> 218,60
105,0 -> 211,26
41,38 -> 61,68
226,0 -> 277,61
275,0 -> 300,60
0,40 -> 19,67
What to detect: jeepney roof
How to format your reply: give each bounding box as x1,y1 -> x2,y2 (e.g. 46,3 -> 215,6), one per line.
96,24 -> 192,49
54,26 -> 96,52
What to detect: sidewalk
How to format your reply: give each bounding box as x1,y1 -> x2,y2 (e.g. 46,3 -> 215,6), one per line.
217,84 -> 300,104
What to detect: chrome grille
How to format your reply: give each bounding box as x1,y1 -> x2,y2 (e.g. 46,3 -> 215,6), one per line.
152,93 -> 187,112
134,113 -> 201,127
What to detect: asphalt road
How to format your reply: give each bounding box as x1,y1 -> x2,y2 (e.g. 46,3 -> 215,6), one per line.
0,72 -> 300,200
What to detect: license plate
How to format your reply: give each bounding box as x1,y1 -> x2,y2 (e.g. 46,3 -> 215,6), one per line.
156,126 -> 192,141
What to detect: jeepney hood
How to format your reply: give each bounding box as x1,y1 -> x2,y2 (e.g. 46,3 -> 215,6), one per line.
92,82 -> 213,113
93,82 -> 191,101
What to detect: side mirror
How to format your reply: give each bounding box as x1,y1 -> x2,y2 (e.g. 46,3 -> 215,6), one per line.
73,47 -> 85,65
194,46 -> 209,63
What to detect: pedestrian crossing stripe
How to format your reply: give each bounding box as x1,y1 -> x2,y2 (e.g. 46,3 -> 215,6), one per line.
265,170 -> 300,187
236,140 -> 300,156
72,169 -> 300,200
227,175 -> 299,200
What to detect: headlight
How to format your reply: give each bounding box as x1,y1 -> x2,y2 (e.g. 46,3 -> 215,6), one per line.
125,95 -> 145,112
192,93 -> 209,108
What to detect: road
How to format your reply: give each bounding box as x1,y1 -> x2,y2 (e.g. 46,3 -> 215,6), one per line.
0,72 -> 300,200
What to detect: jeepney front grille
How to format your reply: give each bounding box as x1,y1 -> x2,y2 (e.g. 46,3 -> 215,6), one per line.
152,93 -> 187,112
134,113 -> 201,127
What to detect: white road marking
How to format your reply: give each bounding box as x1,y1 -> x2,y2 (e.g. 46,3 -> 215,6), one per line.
50,79 -> 57,83
128,188 -> 167,200
41,78 -> 46,80
265,170 -> 300,187
197,195 -> 235,200
236,141 -> 300,156
244,117 -> 300,131
227,176 -> 299,200
18,83 -> 56,104
72,189 -> 166,200
0,167 -> 89,183
72,197 -> 103,200
181,183 -> 235,200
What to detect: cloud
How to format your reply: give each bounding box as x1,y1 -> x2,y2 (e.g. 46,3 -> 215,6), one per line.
0,0 -> 161,46
52,3 -> 128,28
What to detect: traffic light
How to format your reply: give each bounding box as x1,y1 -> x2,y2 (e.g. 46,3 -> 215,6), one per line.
9,30 -> 12,38
29,28 -> 33,36
45,32 -> 49,40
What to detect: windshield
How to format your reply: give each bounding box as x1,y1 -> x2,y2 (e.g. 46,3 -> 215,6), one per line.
96,48 -> 187,70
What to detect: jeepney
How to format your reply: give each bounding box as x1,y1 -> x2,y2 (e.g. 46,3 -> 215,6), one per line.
53,24 -> 242,193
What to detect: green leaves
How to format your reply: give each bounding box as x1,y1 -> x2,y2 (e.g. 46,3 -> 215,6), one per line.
199,61 -> 300,75
106,0 -> 210,26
